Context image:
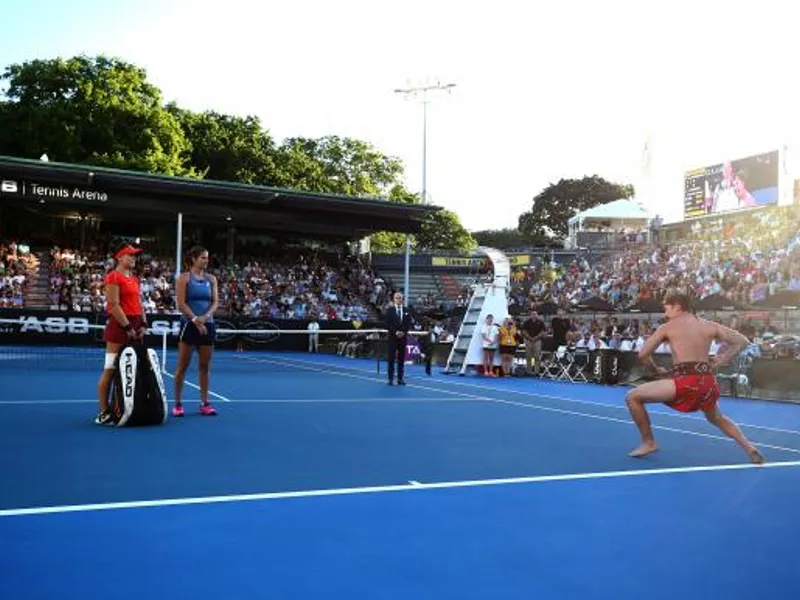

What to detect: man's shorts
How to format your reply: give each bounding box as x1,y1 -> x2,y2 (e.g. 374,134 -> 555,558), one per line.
178,320 -> 217,347
666,361 -> 720,413
103,315 -> 146,345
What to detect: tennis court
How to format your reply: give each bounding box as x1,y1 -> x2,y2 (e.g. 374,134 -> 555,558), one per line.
2,341 -> 800,599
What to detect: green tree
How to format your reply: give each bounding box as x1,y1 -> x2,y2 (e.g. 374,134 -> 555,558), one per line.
387,183 -> 418,204
276,135 -> 403,196
0,54 -> 476,254
368,185 -> 475,254
168,106 -> 280,184
518,175 -> 635,241
472,228 -> 529,250
367,185 -> 419,253
369,231 -> 408,253
0,55 -> 193,175
415,209 -> 475,252
271,140 -> 329,192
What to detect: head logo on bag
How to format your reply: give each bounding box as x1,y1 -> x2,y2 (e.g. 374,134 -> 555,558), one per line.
109,344 -> 168,427
123,357 -> 135,397
116,347 -> 138,427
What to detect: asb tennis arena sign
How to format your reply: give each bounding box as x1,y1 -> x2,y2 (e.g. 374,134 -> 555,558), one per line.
0,179 -> 109,203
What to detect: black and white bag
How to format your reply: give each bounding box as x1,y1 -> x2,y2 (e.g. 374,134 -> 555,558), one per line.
109,343 -> 168,427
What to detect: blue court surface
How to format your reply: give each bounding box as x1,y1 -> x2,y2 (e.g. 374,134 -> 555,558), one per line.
2,349 -> 800,599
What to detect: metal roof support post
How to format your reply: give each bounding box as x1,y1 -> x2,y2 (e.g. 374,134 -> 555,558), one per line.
175,212 -> 183,281
404,234 -> 411,305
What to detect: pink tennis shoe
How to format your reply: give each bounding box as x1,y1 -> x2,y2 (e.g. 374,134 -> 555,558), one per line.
171,404 -> 217,417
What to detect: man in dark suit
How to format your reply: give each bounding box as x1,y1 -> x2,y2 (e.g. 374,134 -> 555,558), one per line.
384,291 -> 412,385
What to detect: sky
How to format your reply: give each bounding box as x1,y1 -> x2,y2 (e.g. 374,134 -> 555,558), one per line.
1,0 -> 798,232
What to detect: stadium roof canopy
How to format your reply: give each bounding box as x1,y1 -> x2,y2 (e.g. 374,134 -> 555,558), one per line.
0,155 -> 439,239
569,198 -> 651,223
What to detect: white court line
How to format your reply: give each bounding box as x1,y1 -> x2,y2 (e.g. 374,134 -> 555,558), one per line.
0,399 -> 95,405
0,397 -> 482,406
162,371 -> 232,403
250,355 -> 800,457
259,355 -> 800,437
2,459 -> 798,518
210,397 -> 481,404
487,396 -> 800,455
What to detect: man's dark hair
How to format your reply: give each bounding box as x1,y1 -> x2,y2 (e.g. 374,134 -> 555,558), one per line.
663,292 -> 692,312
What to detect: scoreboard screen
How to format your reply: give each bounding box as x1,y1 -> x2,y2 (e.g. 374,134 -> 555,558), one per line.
683,150 -> 779,219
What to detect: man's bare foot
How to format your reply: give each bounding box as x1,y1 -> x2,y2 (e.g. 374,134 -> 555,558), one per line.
747,447 -> 765,465
629,442 -> 659,458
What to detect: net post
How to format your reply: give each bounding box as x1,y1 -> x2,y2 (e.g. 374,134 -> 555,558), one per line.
376,331 -> 381,374
161,330 -> 168,373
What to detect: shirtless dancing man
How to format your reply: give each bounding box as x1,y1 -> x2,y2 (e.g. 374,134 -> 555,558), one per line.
625,292 -> 765,464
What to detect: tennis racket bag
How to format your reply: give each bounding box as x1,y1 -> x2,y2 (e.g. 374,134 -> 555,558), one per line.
592,349 -> 621,385
108,343 -> 168,427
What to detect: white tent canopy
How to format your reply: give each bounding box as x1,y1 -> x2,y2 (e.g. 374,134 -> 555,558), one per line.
568,198 -> 651,225
566,198 -> 653,248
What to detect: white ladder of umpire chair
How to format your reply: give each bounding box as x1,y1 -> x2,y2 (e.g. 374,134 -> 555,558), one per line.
444,285 -> 487,375
443,246 -> 512,376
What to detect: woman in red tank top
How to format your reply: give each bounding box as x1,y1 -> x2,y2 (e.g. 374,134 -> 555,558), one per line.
95,243 -> 147,425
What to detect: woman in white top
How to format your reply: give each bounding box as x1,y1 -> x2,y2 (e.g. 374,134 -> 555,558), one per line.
481,314 -> 498,376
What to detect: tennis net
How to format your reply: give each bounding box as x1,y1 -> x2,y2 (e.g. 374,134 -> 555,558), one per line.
0,317 -> 426,373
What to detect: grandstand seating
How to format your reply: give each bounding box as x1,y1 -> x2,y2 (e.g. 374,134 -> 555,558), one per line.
0,241 -> 38,308
449,273 -> 479,300
378,269 -> 443,308
22,244 -> 383,321
7,205 -> 800,347
24,250 -> 54,309
437,273 -> 463,300
511,206 -> 800,313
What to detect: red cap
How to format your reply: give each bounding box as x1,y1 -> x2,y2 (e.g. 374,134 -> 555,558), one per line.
114,245 -> 143,260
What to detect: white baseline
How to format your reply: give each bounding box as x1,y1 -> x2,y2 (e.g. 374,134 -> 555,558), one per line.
2,459 -> 798,518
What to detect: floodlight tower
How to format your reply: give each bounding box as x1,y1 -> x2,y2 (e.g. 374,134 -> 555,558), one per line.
393,79 -> 456,302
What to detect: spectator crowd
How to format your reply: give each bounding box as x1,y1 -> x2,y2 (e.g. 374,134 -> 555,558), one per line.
48,246 -> 175,313
217,251 -> 382,322
5,204 -> 800,345
0,241 -> 36,308
509,207 -> 800,313
35,244 -> 384,322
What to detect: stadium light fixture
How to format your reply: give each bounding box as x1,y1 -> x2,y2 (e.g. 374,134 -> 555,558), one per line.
393,79 -> 457,303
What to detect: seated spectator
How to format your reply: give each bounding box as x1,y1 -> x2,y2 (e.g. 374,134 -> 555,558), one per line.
40,243 -> 382,327
0,240 -> 37,308
510,205 -> 800,315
